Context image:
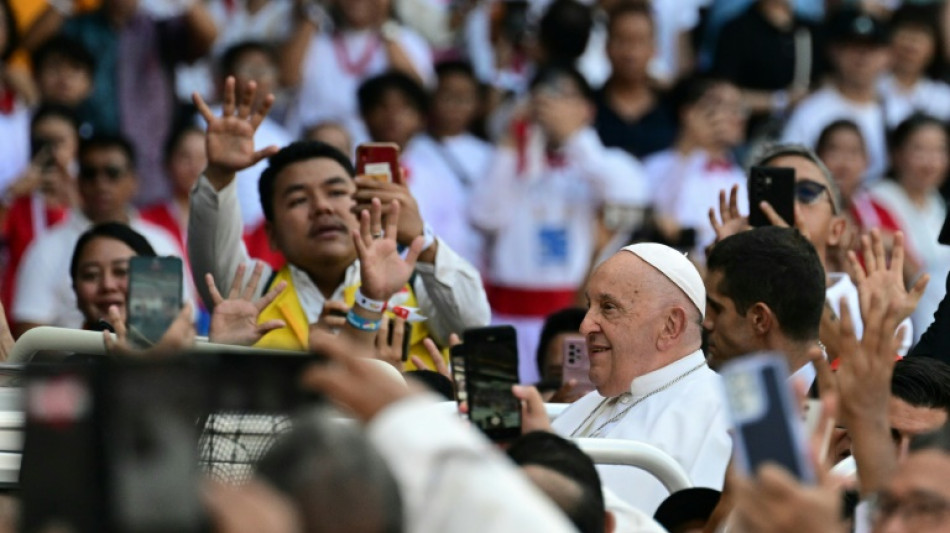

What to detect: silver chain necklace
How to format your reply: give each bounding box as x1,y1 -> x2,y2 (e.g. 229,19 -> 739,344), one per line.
570,361 -> 707,438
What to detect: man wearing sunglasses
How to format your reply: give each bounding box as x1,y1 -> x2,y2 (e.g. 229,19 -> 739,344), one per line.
707,144 -> 915,386
11,134 -> 186,336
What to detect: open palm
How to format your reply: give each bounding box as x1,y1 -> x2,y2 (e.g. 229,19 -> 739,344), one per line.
354,199 -> 424,301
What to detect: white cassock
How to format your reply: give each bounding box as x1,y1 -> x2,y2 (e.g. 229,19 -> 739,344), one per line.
551,349 -> 733,514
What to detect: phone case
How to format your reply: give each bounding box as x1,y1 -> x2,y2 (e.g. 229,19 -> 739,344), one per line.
561,336 -> 595,396
355,143 -> 400,184
749,166 -> 795,227
720,353 -> 814,482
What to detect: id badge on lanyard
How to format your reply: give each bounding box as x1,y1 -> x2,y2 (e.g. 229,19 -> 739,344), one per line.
537,226 -> 569,267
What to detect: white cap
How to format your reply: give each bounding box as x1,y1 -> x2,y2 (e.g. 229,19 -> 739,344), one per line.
621,243 -> 705,318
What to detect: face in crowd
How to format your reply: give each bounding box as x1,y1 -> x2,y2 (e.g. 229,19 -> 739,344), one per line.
72,236 -> 137,325
78,144 -> 138,224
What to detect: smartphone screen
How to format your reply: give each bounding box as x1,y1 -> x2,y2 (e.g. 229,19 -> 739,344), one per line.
561,335 -> 595,397
749,166 -> 795,227
355,143 -> 401,184
939,209 -> 950,245
127,257 -> 183,349
450,344 -> 468,405
462,326 -> 521,442
720,353 -> 814,482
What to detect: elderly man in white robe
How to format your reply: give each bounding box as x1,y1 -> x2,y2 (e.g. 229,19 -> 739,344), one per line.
517,242 -> 733,514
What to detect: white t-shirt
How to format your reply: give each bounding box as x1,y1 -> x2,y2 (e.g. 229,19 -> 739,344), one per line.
13,212 -> 189,329
878,74 -> 950,128
869,180 -> 950,338
291,26 -> 435,143
403,133 -> 495,270
643,149 -> 748,261
782,86 -> 888,182
0,102 -> 30,195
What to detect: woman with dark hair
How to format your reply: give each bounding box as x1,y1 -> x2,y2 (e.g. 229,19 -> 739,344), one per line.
870,114 -> 950,338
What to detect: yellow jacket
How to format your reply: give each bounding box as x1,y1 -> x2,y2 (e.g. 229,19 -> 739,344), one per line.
254,266 -> 441,370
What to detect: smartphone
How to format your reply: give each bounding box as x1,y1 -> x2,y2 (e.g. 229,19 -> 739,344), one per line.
749,166 -> 795,227
462,326 -> 521,442
355,142 -> 401,184
720,353 -> 814,482
561,335 -> 595,396
127,257 -> 184,349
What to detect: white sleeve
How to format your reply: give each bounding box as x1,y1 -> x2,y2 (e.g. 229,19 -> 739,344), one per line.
396,29 -> 436,87
366,395 -> 578,533
412,238 -> 491,343
563,129 -> 650,208
12,237 -> 59,324
188,175 -> 271,309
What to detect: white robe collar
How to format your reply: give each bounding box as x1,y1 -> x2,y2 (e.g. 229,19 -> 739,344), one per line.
628,349 -> 707,398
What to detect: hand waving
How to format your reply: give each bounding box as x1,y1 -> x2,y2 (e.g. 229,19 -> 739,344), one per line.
193,77 -> 279,190
848,229 -> 928,326
207,262 -> 287,346
353,198 -> 424,301
708,185 -> 750,244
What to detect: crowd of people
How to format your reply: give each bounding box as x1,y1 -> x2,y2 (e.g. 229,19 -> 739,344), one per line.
1,0 -> 950,531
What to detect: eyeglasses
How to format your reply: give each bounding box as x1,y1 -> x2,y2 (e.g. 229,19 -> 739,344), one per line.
79,165 -> 126,182
795,179 -> 837,213
871,491 -> 950,529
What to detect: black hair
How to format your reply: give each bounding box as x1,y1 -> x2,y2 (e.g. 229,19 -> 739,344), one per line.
669,74 -> 729,121
163,121 -> 204,164
538,0 -> 593,64
258,141 -> 355,222
0,0 -> 17,62
606,0 -> 654,34
816,119 -> 866,156
507,431 -> 605,533
357,70 -> 429,117
31,34 -> 95,74
79,133 -> 137,168
706,227 -> 826,342
536,307 -> 587,378
529,64 -> 595,103
31,104 -> 80,133
892,357 -> 950,413
890,3 -> 948,80
218,40 -> 277,79
256,408 -> 404,533
435,59 -> 477,81
70,223 -> 156,282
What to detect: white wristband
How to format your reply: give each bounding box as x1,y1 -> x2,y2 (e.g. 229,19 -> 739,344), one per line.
355,289 -> 387,313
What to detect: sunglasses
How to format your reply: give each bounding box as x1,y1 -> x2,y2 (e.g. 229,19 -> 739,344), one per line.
79,165 -> 126,182
795,179 -> 837,213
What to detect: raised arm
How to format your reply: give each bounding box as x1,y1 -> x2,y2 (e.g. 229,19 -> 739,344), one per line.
189,78 -> 280,309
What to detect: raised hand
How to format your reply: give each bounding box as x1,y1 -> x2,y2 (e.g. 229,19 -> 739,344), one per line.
207,262 -> 287,346
104,303 -> 196,357
353,175 -> 427,252
708,185 -> 750,244
410,335 -> 457,378
848,230 -> 928,326
352,197 -> 424,302
193,77 -> 279,190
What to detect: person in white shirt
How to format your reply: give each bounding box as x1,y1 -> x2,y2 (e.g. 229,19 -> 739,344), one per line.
281,0 -> 434,144
12,134 -> 187,336
643,75 -> 749,260
403,60 -> 494,270
782,9 -> 890,182
470,65 -> 648,383
517,242 -> 732,514
878,4 -> 950,128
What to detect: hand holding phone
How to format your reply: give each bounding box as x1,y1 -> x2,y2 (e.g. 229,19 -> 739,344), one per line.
461,326 -> 521,442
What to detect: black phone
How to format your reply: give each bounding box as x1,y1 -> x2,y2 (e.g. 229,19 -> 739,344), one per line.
127,257 -> 184,348
939,206 -> 950,245
720,353 -> 814,482
462,326 -> 521,442
749,166 -> 795,227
